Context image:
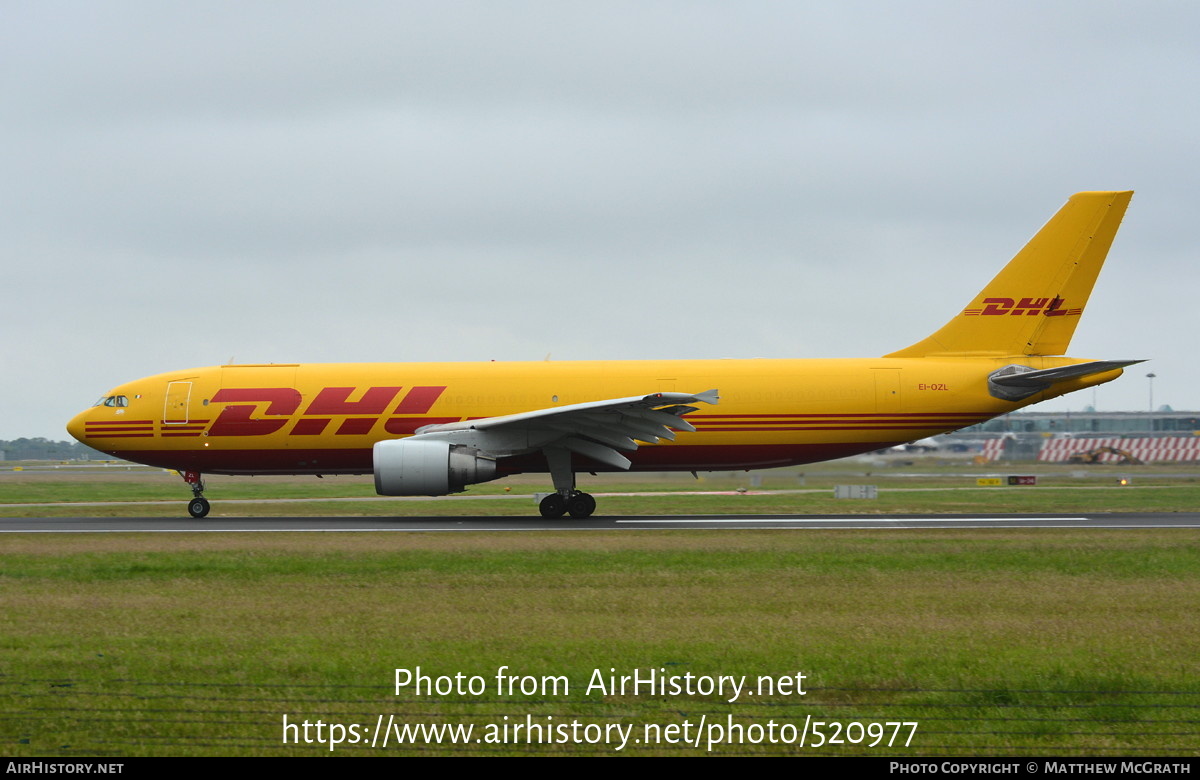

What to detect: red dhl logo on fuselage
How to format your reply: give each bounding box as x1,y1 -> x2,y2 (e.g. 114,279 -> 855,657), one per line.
962,297 -> 1082,317
203,386 -> 450,436
86,386 -> 453,439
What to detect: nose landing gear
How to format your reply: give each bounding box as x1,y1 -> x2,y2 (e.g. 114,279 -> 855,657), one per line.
181,470 -> 210,518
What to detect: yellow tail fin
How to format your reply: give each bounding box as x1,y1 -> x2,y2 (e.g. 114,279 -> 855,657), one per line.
886,191 -> 1133,358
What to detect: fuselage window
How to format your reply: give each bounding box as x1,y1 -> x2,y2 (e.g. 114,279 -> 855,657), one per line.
93,395 -> 130,408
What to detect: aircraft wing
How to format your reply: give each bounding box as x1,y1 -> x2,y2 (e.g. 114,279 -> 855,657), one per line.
410,389 -> 720,469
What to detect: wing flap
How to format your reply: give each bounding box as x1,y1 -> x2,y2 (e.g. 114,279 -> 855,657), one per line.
629,407 -> 699,432
560,437 -> 633,470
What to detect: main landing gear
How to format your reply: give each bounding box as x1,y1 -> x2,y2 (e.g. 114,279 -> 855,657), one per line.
539,491 -> 597,519
181,470 -> 210,518
538,447 -> 597,519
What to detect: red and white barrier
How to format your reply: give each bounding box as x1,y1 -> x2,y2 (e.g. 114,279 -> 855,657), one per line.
1038,436 -> 1200,463
980,439 -> 1006,462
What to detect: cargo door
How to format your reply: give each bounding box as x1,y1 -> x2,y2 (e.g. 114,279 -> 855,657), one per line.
164,381 -> 193,425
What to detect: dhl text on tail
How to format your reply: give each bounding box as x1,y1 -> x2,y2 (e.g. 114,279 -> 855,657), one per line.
67,191 -> 1141,519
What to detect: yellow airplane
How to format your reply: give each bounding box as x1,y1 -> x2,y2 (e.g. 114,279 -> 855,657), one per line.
67,191 -> 1139,519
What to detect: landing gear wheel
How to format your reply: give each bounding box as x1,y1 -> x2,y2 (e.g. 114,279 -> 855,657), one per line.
539,493 -> 567,519
188,497 -> 210,519
566,492 -> 596,519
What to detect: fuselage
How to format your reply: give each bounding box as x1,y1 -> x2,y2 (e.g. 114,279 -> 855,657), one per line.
67,355 -> 1117,476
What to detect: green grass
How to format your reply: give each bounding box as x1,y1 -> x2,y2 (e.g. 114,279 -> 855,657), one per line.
2,460 -> 1199,517
3,530 -> 1200,756
4,462 -> 1198,756
2,484 -> 1197,517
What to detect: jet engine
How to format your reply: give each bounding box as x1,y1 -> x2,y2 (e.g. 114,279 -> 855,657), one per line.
373,438 -> 498,496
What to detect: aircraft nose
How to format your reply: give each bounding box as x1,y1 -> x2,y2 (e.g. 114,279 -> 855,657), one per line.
66,409 -> 91,444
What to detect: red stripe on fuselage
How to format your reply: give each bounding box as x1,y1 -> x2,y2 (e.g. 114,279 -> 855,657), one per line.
84,426 -> 155,433
102,441 -> 898,477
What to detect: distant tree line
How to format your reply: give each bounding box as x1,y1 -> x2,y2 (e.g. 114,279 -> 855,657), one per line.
0,438 -> 110,461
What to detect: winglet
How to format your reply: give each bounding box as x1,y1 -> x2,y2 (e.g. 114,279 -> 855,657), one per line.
886,191 -> 1133,358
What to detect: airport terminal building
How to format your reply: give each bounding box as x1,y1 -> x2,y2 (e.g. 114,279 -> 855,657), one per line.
942,409 -> 1200,463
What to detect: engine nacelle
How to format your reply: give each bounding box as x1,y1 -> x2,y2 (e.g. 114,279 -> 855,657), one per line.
373,438 -> 498,496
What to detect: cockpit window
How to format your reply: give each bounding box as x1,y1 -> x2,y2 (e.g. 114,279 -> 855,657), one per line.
93,395 -> 129,407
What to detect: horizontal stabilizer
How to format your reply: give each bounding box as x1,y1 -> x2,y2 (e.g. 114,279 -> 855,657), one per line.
988,360 -> 1144,401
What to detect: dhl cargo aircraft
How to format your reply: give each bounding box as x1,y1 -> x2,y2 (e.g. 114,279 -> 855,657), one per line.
68,191 -> 1140,519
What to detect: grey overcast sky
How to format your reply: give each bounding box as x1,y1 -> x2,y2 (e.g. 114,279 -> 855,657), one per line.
3,2 -> 1196,440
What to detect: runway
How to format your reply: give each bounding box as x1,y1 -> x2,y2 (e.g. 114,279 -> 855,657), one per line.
4,512 -> 1199,532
